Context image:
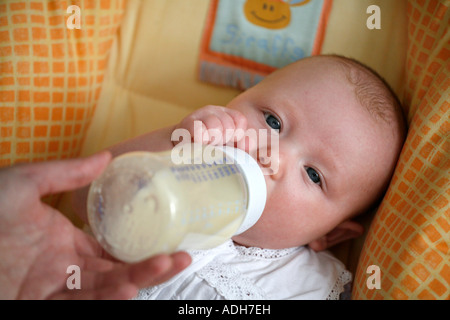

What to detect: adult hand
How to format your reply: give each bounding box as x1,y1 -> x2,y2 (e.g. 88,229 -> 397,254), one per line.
0,152 -> 191,300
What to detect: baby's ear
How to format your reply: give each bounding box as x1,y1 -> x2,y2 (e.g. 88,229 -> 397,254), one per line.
308,220 -> 364,252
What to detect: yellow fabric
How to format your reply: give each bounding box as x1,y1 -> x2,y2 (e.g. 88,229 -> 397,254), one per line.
352,0 -> 449,300
0,0 -> 125,167
79,0 -> 241,156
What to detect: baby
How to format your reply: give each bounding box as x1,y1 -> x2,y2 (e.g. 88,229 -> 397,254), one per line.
74,55 -> 406,299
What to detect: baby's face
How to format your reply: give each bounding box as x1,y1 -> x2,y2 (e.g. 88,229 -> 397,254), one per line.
228,57 -> 399,249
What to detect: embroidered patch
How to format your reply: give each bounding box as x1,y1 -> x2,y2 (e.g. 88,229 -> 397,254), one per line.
199,0 -> 333,89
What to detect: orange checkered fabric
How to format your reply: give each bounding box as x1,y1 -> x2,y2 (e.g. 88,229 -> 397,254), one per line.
0,0 -> 125,166
352,0 -> 449,299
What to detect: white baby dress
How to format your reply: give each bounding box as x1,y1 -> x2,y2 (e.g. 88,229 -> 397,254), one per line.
135,240 -> 352,300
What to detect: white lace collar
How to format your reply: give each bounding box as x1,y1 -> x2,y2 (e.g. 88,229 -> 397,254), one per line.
137,239 -> 351,300
192,240 -> 350,300
232,241 -> 301,259
189,239 -> 301,261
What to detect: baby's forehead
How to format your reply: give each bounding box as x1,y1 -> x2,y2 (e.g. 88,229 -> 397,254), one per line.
264,60 -> 358,107
274,56 -> 400,127
262,57 -> 354,98
273,56 -> 376,91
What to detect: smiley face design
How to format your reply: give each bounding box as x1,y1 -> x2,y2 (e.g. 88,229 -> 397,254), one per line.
244,0 -> 311,30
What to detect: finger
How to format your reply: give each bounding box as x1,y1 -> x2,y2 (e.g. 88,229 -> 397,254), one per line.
201,114 -> 224,145
193,120 -> 209,144
80,256 -> 116,273
24,151 -> 112,197
80,252 -> 191,291
203,106 -> 247,146
177,116 -> 208,144
73,227 -> 105,257
221,108 -> 248,146
73,229 -> 126,271
223,108 -> 248,132
120,252 -> 192,288
56,252 -> 191,300
235,132 -> 258,154
179,106 -> 228,145
199,106 -> 242,145
51,283 -> 138,300
210,108 -> 237,145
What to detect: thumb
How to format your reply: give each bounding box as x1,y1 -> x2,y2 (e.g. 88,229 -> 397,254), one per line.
26,151 -> 112,197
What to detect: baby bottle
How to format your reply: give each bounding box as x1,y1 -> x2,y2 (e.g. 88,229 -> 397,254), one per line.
87,143 -> 267,263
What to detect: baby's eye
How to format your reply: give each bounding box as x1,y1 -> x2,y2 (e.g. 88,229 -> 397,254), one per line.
264,112 -> 281,132
306,167 -> 321,186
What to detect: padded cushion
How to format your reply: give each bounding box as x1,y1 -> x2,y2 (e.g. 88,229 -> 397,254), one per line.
78,0 -> 243,156
80,0 -> 408,155
0,0 -> 125,166
198,0 -> 333,90
352,0 -> 449,300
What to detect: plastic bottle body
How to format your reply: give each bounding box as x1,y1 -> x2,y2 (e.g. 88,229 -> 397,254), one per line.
87,145 -> 264,263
